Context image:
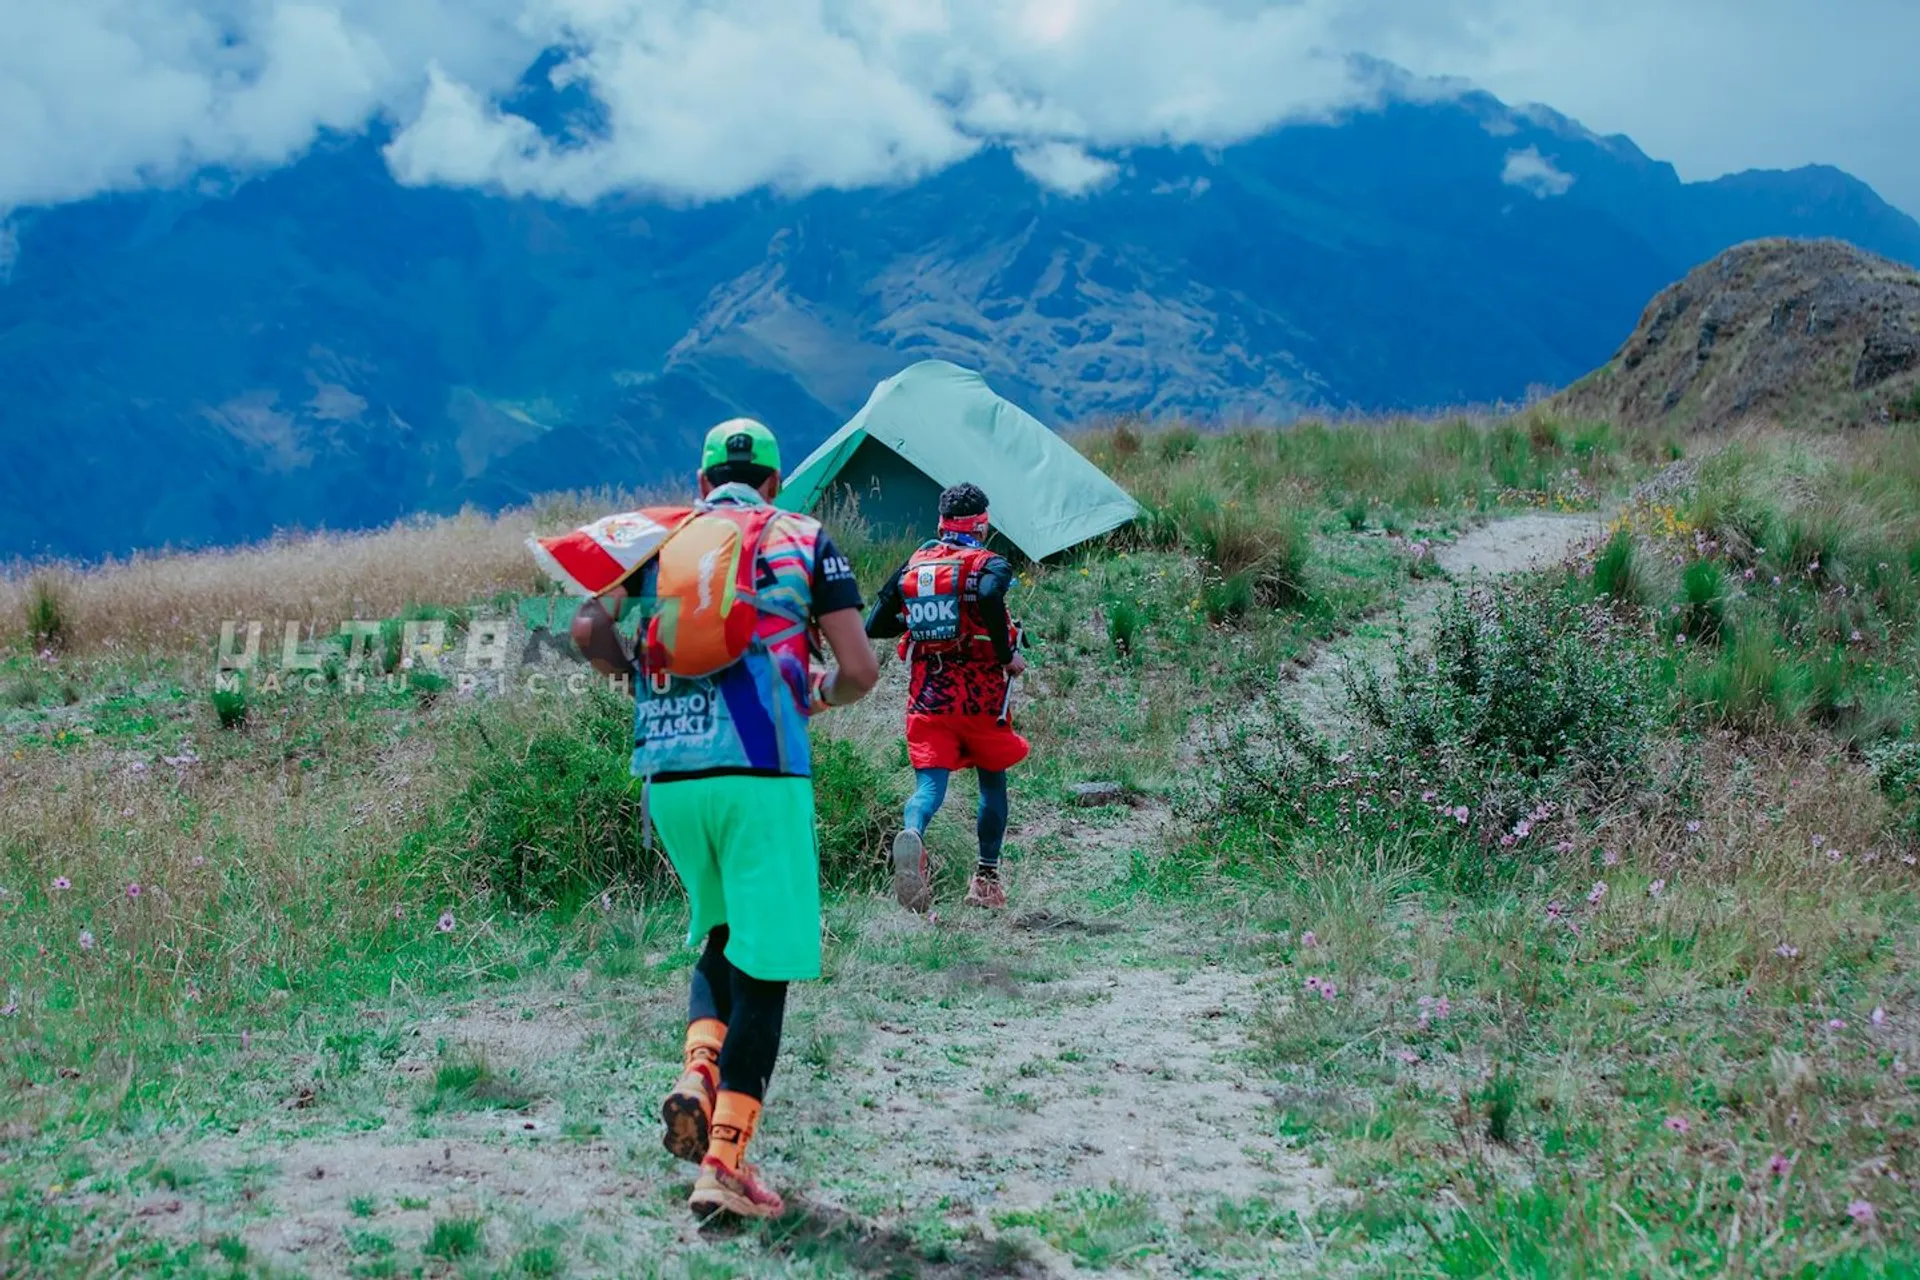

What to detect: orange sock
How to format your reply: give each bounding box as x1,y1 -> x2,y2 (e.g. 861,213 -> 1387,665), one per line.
684,1019 -> 726,1086
706,1091 -> 762,1172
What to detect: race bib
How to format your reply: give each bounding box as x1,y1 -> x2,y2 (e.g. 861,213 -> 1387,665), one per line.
902,561 -> 963,643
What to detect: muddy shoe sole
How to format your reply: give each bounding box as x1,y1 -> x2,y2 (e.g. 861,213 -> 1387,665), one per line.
660,1090 -> 710,1165
891,830 -> 931,913
688,1184 -> 783,1221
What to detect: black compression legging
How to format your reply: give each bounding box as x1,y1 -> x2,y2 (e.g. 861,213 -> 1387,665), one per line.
688,925 -> 789,1101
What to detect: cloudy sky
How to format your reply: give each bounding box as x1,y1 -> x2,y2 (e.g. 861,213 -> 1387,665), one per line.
1,0 -> 1914,216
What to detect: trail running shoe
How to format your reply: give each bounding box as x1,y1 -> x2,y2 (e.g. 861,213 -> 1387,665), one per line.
689,1159 -> 786,1220
964,873 -> 1007,909
660,1066 -> 715,1165
891,829 -> 931,912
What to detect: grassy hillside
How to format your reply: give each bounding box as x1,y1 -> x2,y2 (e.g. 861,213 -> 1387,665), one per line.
2,408 -> 1917,1277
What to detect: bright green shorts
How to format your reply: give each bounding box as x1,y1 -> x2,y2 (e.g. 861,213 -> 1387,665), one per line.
647,775 -> 822,982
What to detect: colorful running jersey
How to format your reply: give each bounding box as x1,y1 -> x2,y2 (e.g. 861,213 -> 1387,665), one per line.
628,486 -> 836,781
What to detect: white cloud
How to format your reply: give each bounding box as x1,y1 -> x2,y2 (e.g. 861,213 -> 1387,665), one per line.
0,1 -> 1914,214
1012,141 -> 1118,196
1501,146 -> 1573,197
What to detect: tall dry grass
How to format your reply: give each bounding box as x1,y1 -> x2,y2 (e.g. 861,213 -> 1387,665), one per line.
0,489 -> 672,657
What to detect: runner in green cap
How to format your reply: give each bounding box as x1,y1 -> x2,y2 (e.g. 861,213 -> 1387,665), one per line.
571,417 -> 877,1220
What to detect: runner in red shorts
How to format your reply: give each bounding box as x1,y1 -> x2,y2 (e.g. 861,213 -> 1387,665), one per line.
866,483 -> 1029,911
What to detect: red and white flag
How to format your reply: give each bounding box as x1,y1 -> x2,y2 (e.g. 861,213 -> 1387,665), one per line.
527,506 -> 690,598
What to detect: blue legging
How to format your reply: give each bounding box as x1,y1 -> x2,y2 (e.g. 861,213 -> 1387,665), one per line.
904,768 -> 1009,868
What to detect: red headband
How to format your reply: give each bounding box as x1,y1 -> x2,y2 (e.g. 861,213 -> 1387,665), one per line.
939,511 -> 990,536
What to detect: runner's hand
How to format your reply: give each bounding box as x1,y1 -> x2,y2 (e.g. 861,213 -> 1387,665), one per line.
1004,653 -> 1027,679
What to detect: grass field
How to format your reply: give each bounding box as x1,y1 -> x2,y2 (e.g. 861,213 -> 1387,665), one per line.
2,410 -> 1916,1277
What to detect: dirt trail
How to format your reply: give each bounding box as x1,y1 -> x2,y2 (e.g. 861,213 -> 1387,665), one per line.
123,804 -> 1326,1277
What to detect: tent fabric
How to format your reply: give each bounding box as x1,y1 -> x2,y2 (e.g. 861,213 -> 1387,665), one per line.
776,361 -> 1141,560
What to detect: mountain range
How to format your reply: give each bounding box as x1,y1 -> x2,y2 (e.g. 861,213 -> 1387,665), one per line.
3,78 -> 1918,562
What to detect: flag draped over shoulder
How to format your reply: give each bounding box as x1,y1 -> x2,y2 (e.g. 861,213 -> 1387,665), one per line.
526,507 -> 692,598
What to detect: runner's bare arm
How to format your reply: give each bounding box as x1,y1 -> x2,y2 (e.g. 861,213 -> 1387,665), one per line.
571,585 -> 636,679
814,607 -> 879,707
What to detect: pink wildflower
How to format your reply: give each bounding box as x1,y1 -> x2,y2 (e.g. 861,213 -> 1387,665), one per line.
1772,576 -> 1782,586
0,999 -> 14,1017
1871,1007 -> 1886,1026
1767,1153 -> 1790,1177
1587,880 -> 1609,905
1848,1199 -> 1875,1225
1828,849 -> 1844,863
1648,878 -> 1666,897
1555,840 -> 1575,854
1500,835 -> 1516,848
52,876 -> 70,891
392,906 -> 404,920
1603,849 -> 1620,867
1850,630 -> 1863,643
1776,943 -> 1801,959
1813,834 -> 1826,847
436,911 -> 456,934
1318,981 -> 1338,1001
1686,821 -> 1701,834
78,930 -> 95,951
1546,901 -> 1567,923
1452,806 -> 1470,824
1513,819 -> 1533,839
1828,1018 -> 1847,1030
1397,1050 -> 1420,1065
1421,791 -> 1436,803
600,892 -> 613,912
1665,1115 -> 1690,1134
121,808 -> 135,818
1300,931 -> 1318,948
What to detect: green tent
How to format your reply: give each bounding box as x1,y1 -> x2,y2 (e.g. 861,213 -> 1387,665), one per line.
776,360 -> 1141,560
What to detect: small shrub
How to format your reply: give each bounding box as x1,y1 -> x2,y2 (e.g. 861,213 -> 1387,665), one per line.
1343,497 -> 1369,531
1351,581 -> 1659,790
1189,502 -> 1269,579
1678,560 -> 1727,644
24,573 -> 71,653
813,734 -> 900,887
211,685 -> 250,730
1685,624 -> 1802,730
1591,531 -> 1647,605
1202,573 -> 1254,624
420,1055 -> 539,1115
426,689 -> 655,909
1156,425 -> 1200,461
1117,497 -> 1184,553
1105,596 -> 1143,657
1867,739 -> 1920,837
425,1217 -> 486,1261
4,676 -> 43,709
1481,1069 -> 1521,1145
410,670 -> 450,708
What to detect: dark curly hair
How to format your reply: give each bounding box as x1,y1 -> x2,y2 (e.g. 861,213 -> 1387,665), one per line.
938,483 -> 989,518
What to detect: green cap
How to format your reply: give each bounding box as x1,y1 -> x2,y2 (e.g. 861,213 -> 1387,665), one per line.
701,418 -> 780,475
